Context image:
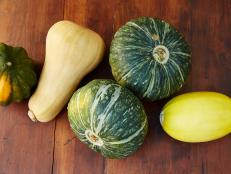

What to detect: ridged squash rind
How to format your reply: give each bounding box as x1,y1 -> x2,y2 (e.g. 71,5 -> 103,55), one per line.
0,43 -> 37,105
67,79 -> 148,158
109,17 -> 191,101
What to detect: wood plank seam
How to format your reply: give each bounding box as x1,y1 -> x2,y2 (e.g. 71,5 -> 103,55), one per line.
51,0 -> 65,173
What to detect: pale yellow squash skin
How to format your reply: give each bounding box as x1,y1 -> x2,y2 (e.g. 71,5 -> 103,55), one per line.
160,92 -> 231,142
28,21 -> 105,122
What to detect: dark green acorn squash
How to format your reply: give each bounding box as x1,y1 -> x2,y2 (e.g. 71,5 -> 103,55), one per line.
109,17 -> 191,101
0,43 -> 37,105
67,79 -> 148,159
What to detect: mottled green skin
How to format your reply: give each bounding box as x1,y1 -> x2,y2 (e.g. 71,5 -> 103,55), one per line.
109,17 -> 191,101
67,79 -> 148,159
0,43 -> 37,105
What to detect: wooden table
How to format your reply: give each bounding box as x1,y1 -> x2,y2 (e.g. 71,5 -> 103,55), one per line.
0,0 -> 230,173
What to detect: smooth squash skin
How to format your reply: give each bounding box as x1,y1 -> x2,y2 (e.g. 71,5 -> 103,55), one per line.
68,79 -> 148,158
28,21 -> 105,122
0,43 -> 37,105
160,92 -> 231,142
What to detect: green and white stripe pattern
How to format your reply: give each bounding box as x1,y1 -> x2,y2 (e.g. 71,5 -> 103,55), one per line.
109,17 -> 191,101
67,79 -> 148,159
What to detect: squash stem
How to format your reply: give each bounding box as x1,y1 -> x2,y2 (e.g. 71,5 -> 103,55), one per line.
6,62 -> 12,66
153,45 -> 169,64
85,130 -> 103,146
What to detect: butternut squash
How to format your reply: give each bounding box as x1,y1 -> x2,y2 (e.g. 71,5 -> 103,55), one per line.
28,20 -> 105,122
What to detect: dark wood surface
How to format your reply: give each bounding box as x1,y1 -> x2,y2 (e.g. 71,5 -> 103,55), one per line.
0,0 -> 230,173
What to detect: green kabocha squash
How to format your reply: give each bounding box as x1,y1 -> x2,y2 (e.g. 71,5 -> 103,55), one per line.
109,17 -> 191,101
0,43 -> 37,105
68,79 -> 148,158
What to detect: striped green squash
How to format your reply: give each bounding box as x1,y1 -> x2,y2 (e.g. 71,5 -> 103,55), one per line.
0,43 -> 37,105
109,17 -> 191,101
67,79 -> 148,158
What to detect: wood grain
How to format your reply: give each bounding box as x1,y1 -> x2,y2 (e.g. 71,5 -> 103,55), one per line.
52,0 -> 115,173
106,1 -> 194,174
0,0 -> 64,173
0,0 -> 230,174
190,0 -> 231,173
